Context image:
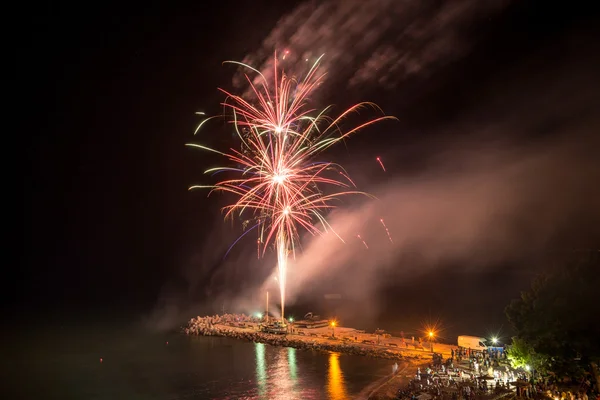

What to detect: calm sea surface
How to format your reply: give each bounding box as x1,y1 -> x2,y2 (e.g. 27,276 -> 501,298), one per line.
10,322 -> 392,399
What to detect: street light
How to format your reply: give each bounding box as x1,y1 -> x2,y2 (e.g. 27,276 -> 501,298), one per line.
491,337 -> 498,345
331,321 -> 336,337
428,331 -> 435,352
526,365 -> 535,383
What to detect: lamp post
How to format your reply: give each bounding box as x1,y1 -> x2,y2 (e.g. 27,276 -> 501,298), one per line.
331,321 -> 336,337
428,331 -> 435,352
525,365 -> 535,382
265,291 -> 269,324
273,275 -> 283,323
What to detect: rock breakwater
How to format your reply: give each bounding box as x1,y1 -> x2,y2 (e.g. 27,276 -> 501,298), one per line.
184,314 -> 424,361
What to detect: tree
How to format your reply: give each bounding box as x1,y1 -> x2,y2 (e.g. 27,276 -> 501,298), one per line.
505,252 -> 600,389
507,337 -> 548,374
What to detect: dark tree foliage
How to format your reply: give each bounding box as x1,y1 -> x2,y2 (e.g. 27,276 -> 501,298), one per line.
506,252 -> 600,385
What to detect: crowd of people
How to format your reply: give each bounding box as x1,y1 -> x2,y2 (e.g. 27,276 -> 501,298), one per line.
396,353 -> 513,400
526,377 -> 598,400
396,348 -> 598,400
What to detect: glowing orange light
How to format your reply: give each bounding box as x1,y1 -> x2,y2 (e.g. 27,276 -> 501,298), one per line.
327,352 -> 348,399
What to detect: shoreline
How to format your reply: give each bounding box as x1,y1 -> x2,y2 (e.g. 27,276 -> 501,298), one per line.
184,314 -> 442,362
362,360 -> 430,400
185,321 -> 416,361
183,315 -> 534,400
185,314 -> 442,399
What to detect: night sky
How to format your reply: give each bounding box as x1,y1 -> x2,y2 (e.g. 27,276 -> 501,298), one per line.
17,1 -> 600,337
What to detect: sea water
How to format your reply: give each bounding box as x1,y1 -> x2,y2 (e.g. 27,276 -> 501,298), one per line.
9,321 -> 392,399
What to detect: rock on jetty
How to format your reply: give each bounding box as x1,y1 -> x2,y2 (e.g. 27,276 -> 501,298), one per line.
184,314 -> 424,361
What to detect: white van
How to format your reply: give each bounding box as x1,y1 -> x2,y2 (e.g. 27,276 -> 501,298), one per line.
458,335 -> 488,351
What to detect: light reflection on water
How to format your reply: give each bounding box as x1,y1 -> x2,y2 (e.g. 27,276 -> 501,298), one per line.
272,346 -> 298,398
255,342 -> 267,398
327,352 -> 349,400
288,347 -> 297,380
253,342 -> 306,399
11,324 -> 392,399
252,343 -> 351,400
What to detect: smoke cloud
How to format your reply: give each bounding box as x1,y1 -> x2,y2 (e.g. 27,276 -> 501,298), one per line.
283,135 -> 600,302
234,0 -> 508,91
280,30 -> 600,309
149,0 -> 600,330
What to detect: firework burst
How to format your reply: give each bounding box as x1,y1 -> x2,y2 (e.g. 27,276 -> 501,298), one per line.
188,54 -> 395,320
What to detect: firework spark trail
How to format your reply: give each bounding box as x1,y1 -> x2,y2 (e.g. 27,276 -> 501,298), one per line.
224,221 -> 261,259
376,157 -> 386,172
357,234 -> 369,249
188,54 -> 395,321
380,218 -> 393,243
